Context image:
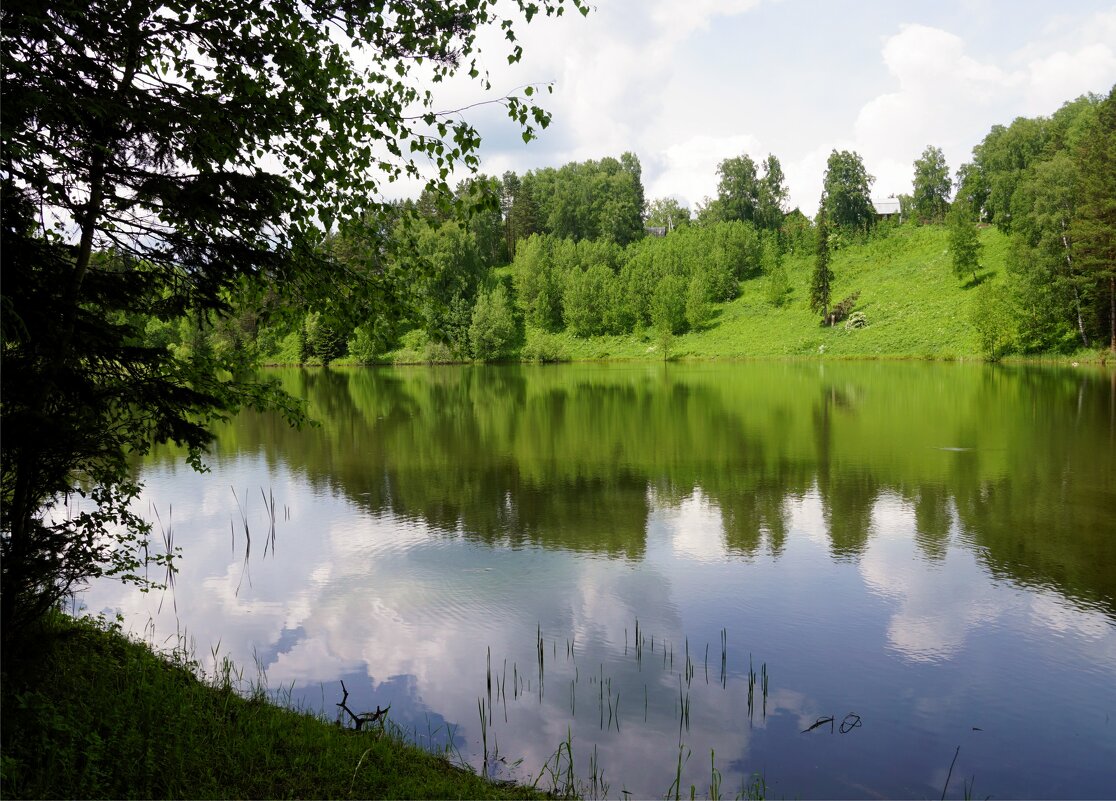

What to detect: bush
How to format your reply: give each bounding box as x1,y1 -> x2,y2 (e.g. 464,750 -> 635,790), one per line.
522,330 -> 569,362
685,272 -> 711,330
392,329 -> 429,364
347,325 -> 379,364
972,283 -> 1015,360
765,264 -> 791,308
423,341 -> 456,364
844,311 -> 868,330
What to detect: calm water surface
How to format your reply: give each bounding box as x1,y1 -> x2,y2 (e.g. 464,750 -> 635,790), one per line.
82,362 -> 1116,798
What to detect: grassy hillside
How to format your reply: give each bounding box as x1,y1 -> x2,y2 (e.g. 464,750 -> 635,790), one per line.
0,613 -> 542,800
552,223 -> 1013,362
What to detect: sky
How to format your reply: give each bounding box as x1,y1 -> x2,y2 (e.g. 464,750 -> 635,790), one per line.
410,0 -> 1116,216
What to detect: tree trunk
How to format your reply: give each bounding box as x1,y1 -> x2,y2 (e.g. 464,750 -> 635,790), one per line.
3,7 -> 147,638
1061,224 -> 1090,348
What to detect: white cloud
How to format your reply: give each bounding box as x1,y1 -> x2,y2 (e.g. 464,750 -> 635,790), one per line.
784,142 -> 854,216
647,133 -> 763,207
381,4 -> 1116,216
852,25 -> 1016,201
849,15 -> 1116,207
1024,43 -> 1116,114
648,0 -> 770,40
858,494 -> 1011,662
663,488 -> 729,562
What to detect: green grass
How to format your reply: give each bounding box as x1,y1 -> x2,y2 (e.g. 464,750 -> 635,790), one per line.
377,223 -> 1036,365
559,223 -> 1101,364
302,222 -> 1109,367
560,223 -> 1014,362
0,613 -> 543,800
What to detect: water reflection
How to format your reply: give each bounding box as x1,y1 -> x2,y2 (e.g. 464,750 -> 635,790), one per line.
85,362 -> 1116,798
181,363 -> 1116,614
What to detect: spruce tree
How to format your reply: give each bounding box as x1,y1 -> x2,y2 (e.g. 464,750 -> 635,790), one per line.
810,209 -> 834,322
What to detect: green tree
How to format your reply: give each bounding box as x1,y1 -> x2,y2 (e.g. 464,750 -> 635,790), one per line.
600,270 -> 635,334
958,116 -> 1048,229
763,236 -> 790,307
685,272 -> 712,330
694,196 -> 729,226
346,325 -> 380,364
947,201 -> 982,284
1070,86 -> 1116,352
756,154 -> 789,231
470,283 -> 518,360
404,220 -> 484,350
1011,151 -> 1090,348
304,312 -> 350,366
512,234 -> 564,331
781,208 -> 815,255
821,150 -> 876,233
651,274 -> 688,335
620,151 -> 647,229
457,175 -> 506,268
503,172 -> 539,259
810,209 -> 834,321
766,263 -> 791,307
971,283 -> 1015,360
0,0 -> 585,636
528,155 -> 645,244
715,154 -> 760,223
562,264 -> 611,337
911,145 -> 952,222
617,250 -> 658,328
327,204 -> 416,357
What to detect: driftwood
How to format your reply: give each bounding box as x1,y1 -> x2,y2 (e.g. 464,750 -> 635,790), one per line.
801,715 -> 834,733
839,713 -> 862,733
802,713 -> 862,734
336,680 -> 390,731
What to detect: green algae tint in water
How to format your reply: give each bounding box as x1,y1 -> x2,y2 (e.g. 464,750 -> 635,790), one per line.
84,362 -> 1116,799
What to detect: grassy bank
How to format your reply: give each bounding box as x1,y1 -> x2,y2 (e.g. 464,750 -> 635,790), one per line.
0,613 -> 542,800
562,223 -> 1012,361
265,223 -> 1112,368
365,223 -> 1102,366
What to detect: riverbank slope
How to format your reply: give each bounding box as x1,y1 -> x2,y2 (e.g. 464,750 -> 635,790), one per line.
0,613 -> 541,799
377,223 -> 1104,365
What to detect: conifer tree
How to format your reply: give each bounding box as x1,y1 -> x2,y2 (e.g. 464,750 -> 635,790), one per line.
810,209 -> 834,322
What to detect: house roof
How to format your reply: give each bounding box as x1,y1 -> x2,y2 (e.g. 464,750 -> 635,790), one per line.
873,199 -> 901,216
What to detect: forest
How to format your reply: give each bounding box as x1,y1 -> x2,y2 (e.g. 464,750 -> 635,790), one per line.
151,86 -> 1116,369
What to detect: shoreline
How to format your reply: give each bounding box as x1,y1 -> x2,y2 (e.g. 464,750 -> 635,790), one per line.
0,613 -> 548,800
262,349 -> 1113,368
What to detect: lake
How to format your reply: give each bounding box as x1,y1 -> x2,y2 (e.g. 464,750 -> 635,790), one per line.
80,362 -> 1116,799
